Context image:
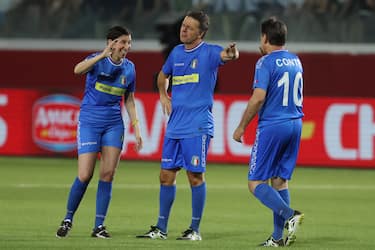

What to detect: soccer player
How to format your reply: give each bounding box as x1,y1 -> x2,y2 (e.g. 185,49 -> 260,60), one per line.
137,10 -> 239,241
56,26 -> 142,238
233,17 -> 304,247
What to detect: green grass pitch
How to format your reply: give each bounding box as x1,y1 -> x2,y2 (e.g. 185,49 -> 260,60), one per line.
0,156 -> 374,249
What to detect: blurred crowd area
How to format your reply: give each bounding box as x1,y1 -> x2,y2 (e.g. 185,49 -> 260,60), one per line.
0,0 -> 375,42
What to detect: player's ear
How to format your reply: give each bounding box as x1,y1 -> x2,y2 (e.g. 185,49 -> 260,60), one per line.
261,34 -> 267,44
199,31 -> 205,39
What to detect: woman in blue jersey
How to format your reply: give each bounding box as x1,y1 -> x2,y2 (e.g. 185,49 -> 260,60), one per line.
56,26 -> 142,238
137,10 -> 239,241
233,17 -> 304,247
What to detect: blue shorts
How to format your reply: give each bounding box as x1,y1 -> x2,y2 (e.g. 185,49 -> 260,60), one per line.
248,119 -> 302,181
161,135 -> 211,173
77,120 -> 124,155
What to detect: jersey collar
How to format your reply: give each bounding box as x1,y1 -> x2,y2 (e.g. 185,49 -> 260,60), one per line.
184,41 -> 205,52
107,57 -> 123,66
270,49 -> 288,54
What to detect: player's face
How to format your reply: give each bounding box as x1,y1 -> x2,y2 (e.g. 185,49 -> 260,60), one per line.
180,16 -> 202,47
112,34 -> 132,61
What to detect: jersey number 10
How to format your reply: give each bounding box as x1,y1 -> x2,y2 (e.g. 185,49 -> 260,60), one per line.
277,71 -> 303,107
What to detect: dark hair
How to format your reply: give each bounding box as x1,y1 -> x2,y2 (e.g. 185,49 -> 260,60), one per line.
186,10 -> 209,38
106,26 -> 131,40
261,17 -> 287,46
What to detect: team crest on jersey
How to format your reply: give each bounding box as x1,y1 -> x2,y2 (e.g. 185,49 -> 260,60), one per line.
190,59 -> 198,69
120,75 -> 126,85
191,156 -> 200,166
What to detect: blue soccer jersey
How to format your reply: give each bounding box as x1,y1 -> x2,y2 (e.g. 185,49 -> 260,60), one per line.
162,42 -> 224,138
79,53 -> 136,125
253,50 -> 304,126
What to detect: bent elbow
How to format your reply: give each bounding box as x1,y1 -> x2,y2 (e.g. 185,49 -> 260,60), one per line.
73,67 -> 83,75
256,98 -> 265,107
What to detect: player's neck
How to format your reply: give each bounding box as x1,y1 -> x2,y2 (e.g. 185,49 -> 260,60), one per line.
110,55 -> 123,64
184,39 -> 203,50
267,45 -> 285,54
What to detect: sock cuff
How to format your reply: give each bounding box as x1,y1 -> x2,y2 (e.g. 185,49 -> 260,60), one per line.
191,182 -> 206,190
160,184 -> 176,190
98,180 -> 112,192
278,188 -> 289,194
98,180 -> 112,185
254,183 -> 269,196
75,177 -> 89,186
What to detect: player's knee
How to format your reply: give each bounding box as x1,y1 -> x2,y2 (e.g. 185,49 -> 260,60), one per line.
248,181 -> 259,194
159,170 -> 176,185
159,175 -> 175,185
99,169 -> 116,182
78,173 -> 93,183
187,172 -> 204,186
190,179 -> 204,186
271,177 -> 288,190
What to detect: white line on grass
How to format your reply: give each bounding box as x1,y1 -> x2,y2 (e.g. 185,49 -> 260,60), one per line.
7,183 -> 375,190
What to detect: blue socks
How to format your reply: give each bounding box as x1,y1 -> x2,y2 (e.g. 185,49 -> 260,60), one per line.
254,183 -> 294,221
156,183 -> 206,233
64,178 -> 112,229
95,180 -> 112,228
64,177 -> 88,221
156,185 -> 176,233
190,182 -> 206,233
272,189 -> 290,240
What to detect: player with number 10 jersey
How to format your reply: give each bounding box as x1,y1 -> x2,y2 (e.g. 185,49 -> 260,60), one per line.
254,50 -> 304,127
233,17 -> 305,247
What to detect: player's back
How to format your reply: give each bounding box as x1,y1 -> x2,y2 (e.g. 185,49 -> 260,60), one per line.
254,50 -> 304,126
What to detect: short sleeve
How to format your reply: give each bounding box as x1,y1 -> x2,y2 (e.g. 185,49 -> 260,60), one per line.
253,56 -> 270,91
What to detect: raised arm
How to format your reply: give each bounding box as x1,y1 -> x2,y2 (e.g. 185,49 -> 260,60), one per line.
73,40 -> 117,75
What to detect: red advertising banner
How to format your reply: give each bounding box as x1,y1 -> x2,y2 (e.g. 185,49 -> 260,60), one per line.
0,89 -> 43,154
298,98 -> 375,168
1,89 -> 374,168
0,89 -> 80,157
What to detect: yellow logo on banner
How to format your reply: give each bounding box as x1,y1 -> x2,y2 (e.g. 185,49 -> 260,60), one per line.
301,121 -> 315,139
